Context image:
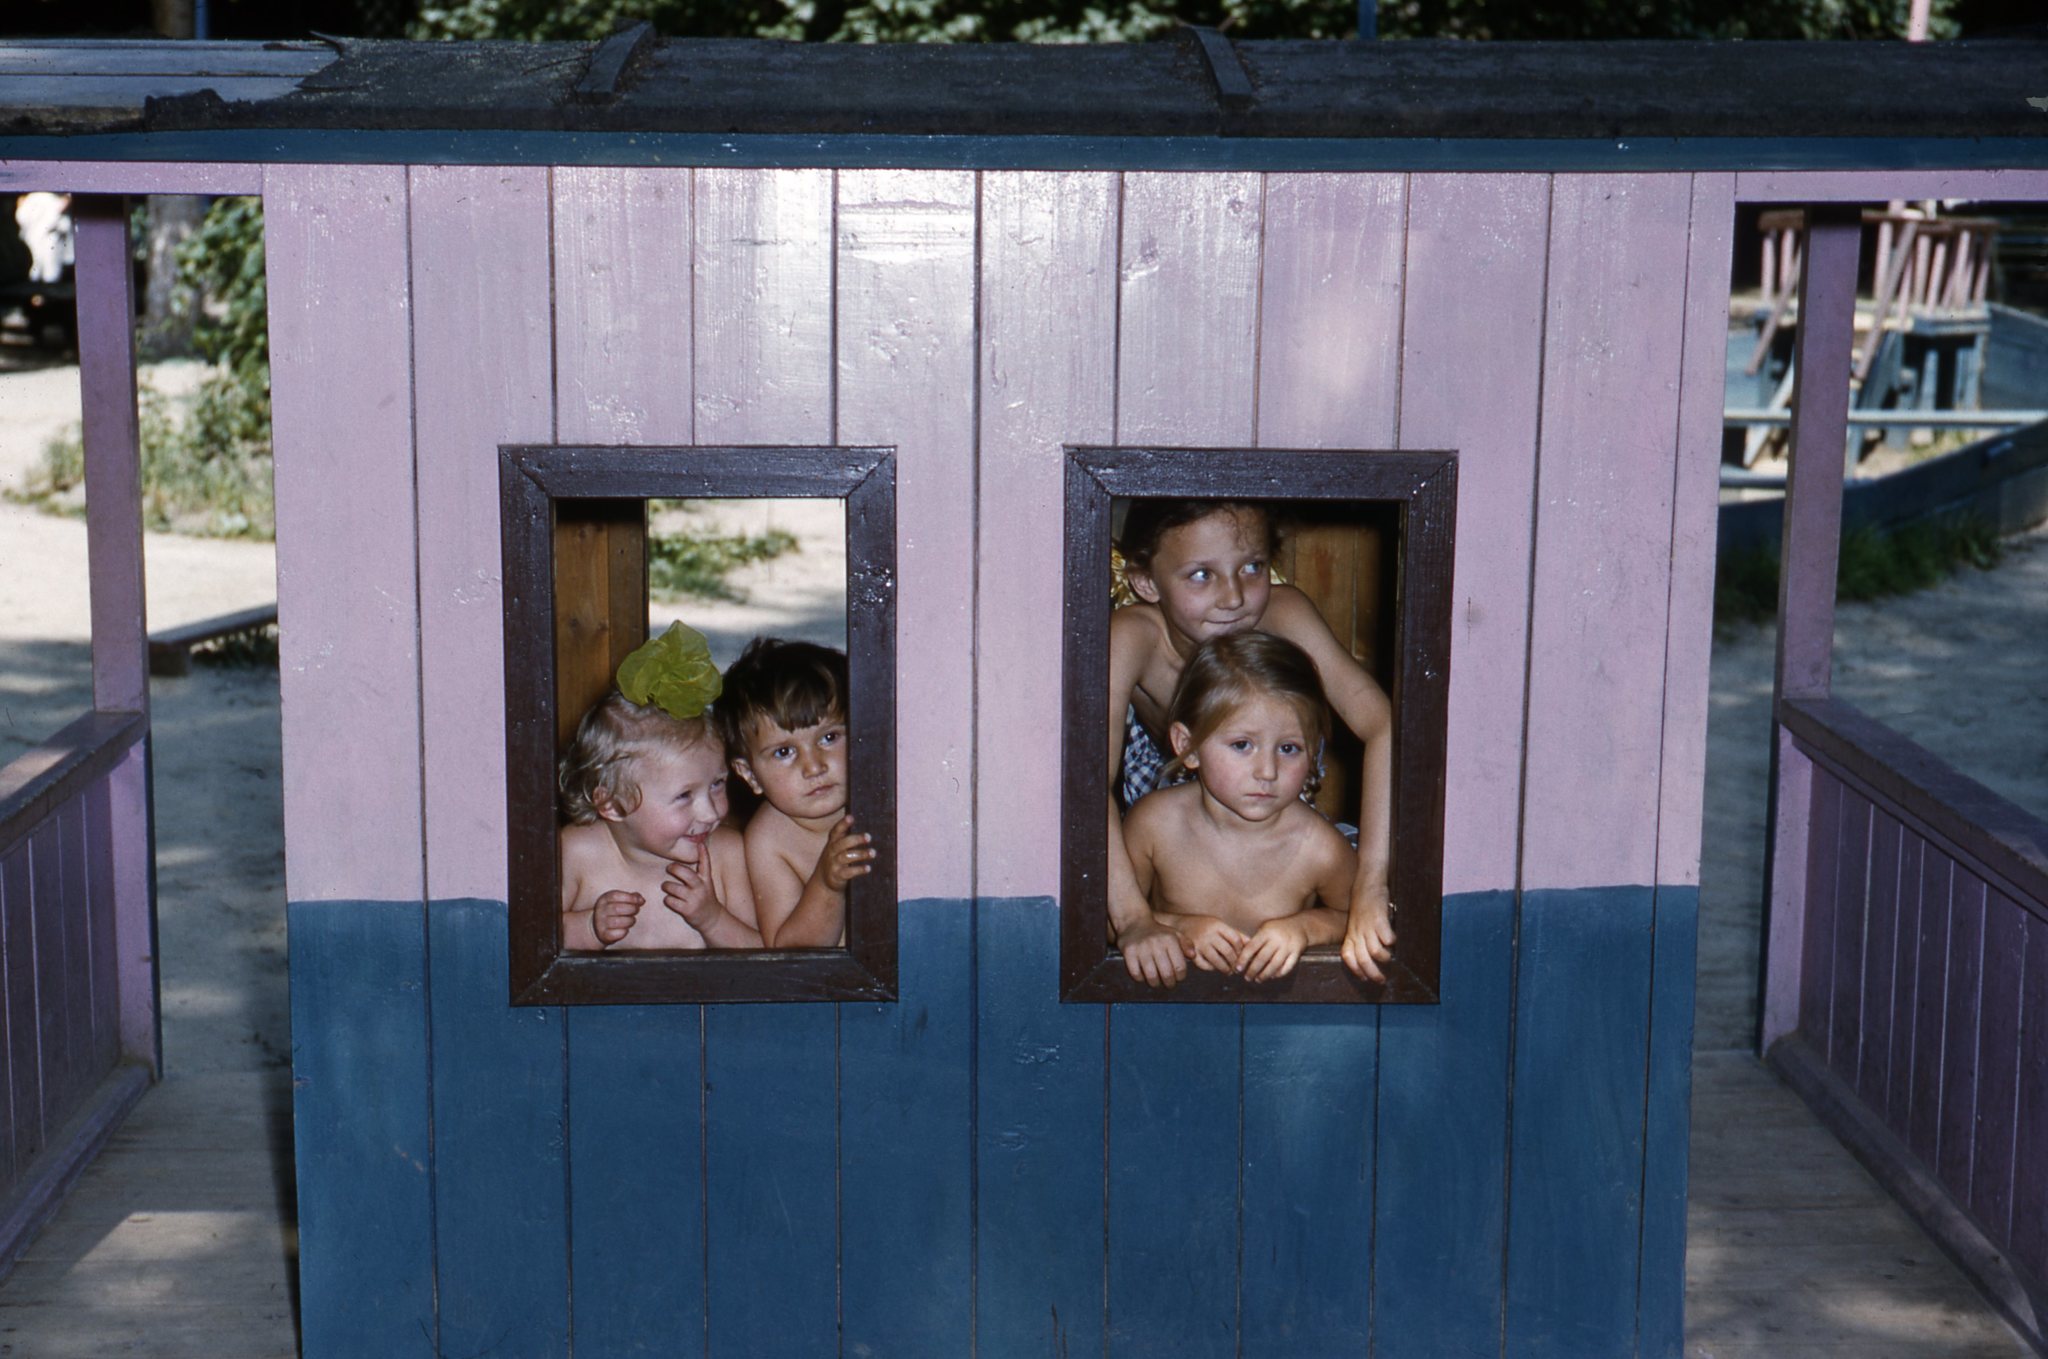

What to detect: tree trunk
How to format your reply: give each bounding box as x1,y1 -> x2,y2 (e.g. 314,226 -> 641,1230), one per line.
138,196 -> 203,360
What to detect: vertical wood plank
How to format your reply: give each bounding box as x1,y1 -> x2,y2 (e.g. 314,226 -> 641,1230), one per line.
1106,169 -> 1260,1359
566,1005 -> 705,1359
1255,172 -> 1402,449
1521,175 -> 1694,891
1241,1007 -> 1376,1357
289,899 -> 436,1359
975,172 -> 1117,900
1969,891 -> 2025,1245
0,851 -> 22,1187
1908,846 -> 1955,1166
1107,1004 -> 1241,1357
76,197 -> 156,1071
72,196 -> 147,716
28,818 -> 77,1124
703,1005 -> 838,1356
2010,916 -> 2048,1281
54,798 -> 96,1107
1503,887 -> 1655,1359
1373,891 -> 1514,1358
693,168 -> 834,444
1886,834 -> 1926,1128
1827,788 -> 1872,1084
548,167 -> 707,1358
975,896 -> 1106,1356
409,165 -> 554,903
1798,766 -> 1842,1051
1115,170 -> 1262,445
1764,732 -> 1816,1048
691,165 -> 840,1358
7,838 -> 46,1180
428,900 -> 568,1359
842,899 -> 974,1357
83,779 -> 118,1077
1775,208 -> 1862,703
1639,886 -> 1701,1358
266,163 -> 425,905
1401,174 -> 1549,897
1936,874 -> 1986,1198
1857,810 -> 1903,1110
1239,168 -> 1402,1359
837,169 -> 977,901
1656,174 -> 1737,891
552,165 -> 693,444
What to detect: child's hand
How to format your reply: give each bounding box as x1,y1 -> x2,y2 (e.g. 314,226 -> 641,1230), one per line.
1341,885 -> 1396,983
1179,915 -> 1250,974
1119,918 -> 1188,989
1240,917 -> 1312,983
592,890 -> 644,946
662,859 -> 722,932
815,815 -> 876,893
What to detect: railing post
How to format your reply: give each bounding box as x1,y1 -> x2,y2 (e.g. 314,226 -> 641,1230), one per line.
72,196 -> 159,1074
1760,205 -> 1862,1051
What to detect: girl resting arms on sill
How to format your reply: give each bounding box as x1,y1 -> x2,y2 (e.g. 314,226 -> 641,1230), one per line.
1108,499 -> 1395,987
1123,631 -> 1356,983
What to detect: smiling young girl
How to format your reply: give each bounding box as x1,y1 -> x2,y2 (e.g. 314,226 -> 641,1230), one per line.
1124,632 -> 1356,983
1107,499 -> 1396,987
557,625 -> 762,951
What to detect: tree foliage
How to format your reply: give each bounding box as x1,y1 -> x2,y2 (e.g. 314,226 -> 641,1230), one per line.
410,0 -> 1954,42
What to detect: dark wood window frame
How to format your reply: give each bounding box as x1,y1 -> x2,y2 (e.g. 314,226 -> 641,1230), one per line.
500,444 -> 897,1005
1061,445 -> 1455,1004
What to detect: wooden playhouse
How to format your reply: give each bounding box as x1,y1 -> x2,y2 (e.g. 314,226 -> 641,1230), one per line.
2,31 -> 2047,1357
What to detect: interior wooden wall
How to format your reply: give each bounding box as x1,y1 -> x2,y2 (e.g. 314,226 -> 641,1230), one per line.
267,163 -> 1733,1357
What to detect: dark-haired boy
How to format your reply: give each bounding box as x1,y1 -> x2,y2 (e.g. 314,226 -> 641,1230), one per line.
717,637 -> 876,948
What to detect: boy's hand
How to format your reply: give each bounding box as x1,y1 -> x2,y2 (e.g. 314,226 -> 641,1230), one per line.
662,859 -> 722,932
592,890 -> 644,946
1240,917 -> 1312,983
1119,917 -> 1188,989
1341,884 -> 1396,983
815,815 -> 876,893
1179,915 -> 1250,975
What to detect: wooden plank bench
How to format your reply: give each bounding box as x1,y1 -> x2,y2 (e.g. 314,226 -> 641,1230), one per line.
147,603 -> 277,677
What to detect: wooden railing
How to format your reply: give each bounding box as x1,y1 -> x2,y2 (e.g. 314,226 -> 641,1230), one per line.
0,711 -> 152,1267
1773,695 -> 2048,1346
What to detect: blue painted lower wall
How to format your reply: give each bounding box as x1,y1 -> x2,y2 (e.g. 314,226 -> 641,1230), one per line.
289,888 -> 1698,1358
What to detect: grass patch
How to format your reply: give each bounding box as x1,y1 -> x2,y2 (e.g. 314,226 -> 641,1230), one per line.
647,525 -> 799,601
5,374 -> 274,538
1715,515 -> 2005,624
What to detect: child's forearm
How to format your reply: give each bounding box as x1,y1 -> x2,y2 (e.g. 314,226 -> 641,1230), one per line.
1292,906 -> 1350,947
1353,727 -> 1394,904
768,877 -> 846,949
692,898 -> 764,949
1105,799 -> 1165,940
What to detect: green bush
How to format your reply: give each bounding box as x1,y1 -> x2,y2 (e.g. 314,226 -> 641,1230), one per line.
1714,514 -> 2004,624
647,525 -> 800,600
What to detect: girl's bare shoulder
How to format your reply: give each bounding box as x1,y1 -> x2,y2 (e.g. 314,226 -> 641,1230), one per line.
1261,583 -> 1334,636
558,818 -> 612,867
1108,600 -> 1165,649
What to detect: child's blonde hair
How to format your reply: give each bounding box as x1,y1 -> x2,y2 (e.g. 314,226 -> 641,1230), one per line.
1162,632 -> 1330,789
558,691 -> 720,825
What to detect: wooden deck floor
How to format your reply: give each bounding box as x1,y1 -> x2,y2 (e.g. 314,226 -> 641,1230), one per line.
0,1048 -> 2026,1357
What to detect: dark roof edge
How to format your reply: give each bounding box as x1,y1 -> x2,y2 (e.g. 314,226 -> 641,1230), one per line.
3,129 -> 2048,176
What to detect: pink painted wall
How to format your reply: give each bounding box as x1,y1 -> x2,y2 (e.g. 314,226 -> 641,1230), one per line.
256,166 -> 1746,908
